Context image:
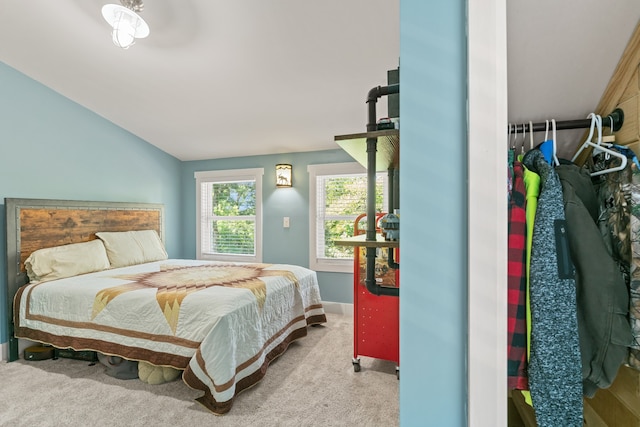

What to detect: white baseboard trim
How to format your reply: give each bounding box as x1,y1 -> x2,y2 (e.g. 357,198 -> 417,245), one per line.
321,301 -> 353,317
1,342 -> 7,362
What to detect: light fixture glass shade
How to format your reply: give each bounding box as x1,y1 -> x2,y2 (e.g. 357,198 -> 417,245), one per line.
102,4 -> 149,49
276,164 -> 292,188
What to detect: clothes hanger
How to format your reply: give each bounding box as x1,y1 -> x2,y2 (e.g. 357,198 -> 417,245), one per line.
590,114 -> 627,176
601,115 -> 616,143
529,121 -> 534,150
520,123 -> 527,155
571,113 -> 598,163
598,115 -> 639,168
538,119 -> 557,165
544,120 -> 549,143
572,114 -> 627,176
514,124 -> 521,153
593,114 -> 607,154
551,118 -> 559,166
508,123 -> 515,186
507,123 -> 511,148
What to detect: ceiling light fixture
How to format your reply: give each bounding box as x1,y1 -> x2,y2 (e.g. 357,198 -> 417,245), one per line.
101,0 -> 149,49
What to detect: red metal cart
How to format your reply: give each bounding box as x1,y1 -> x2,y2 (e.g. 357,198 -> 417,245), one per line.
352,213 -> 399,378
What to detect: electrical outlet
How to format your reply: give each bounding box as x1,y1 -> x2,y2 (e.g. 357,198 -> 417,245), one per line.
283,217 -> 290,228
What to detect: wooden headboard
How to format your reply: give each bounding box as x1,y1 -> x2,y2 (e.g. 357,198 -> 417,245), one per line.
4,197 -> 164,361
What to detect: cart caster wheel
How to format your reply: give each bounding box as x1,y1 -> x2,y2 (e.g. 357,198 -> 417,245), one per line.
396,367 -> 400,380
352,358 -> 361,372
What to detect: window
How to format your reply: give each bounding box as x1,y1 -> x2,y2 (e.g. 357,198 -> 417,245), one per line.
195,168 -> 263,262
308,162 -> 388,273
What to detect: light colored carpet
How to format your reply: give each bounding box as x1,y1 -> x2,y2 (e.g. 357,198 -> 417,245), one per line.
0,313 -> 399,427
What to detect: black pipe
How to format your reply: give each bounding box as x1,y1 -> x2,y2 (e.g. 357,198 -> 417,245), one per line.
508,108 -> 624,133
386,167 -> 400,270
367,84 -> 400,128
387,167 -> 400,214
387,247 -> 399,269
365,84 -> 400,297
387,168 -> 395,219
393,167 -> 400,212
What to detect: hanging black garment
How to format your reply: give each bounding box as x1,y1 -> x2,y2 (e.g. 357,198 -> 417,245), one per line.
556,163 -> 632,396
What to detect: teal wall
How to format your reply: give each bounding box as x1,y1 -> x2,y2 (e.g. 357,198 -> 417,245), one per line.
0,62 -> 183,343
400,1 -> 468,426
180,150 -> 356,304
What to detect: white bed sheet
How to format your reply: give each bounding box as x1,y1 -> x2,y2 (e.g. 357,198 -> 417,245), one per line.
14,259 -> 326,414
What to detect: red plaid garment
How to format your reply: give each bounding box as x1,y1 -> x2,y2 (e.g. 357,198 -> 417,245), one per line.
508,161 -> 529,390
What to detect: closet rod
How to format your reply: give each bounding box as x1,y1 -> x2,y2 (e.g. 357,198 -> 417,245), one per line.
510,108 -> 624,133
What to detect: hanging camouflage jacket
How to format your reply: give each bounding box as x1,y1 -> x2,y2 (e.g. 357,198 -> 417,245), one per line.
591,148 -> 640,368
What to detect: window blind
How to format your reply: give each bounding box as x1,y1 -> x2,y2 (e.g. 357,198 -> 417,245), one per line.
315,173 -> 386,260
200,180 -> 256,256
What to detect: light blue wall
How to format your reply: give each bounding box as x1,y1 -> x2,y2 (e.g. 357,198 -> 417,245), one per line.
0,62 -> 183,343
400,1 -> 468,426
180,150 -> 357,304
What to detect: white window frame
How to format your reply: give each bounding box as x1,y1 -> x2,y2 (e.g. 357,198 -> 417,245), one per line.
308,162 -> 388,273
195,168 -> 264,263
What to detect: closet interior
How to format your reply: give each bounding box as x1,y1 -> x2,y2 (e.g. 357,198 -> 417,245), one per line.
506,17 -> 640,426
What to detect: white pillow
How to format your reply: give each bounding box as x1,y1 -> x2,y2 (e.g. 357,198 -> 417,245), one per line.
96,230 -> 168,268
25,240 -> 111,283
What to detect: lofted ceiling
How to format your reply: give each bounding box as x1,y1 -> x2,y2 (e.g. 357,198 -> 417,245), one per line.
507,2 -> 640,157
0,1 -> 639,161
0,0 -> 400,161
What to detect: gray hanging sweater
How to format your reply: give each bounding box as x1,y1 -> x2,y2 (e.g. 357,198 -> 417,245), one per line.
522,149 -> 583,426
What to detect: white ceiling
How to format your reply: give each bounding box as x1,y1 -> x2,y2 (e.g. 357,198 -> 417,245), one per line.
0,0 -> 399,161
507,2 -> 640,156
0,1 -> 639,161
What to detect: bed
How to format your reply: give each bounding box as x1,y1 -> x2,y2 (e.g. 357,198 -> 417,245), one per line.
4,198 -> 326,415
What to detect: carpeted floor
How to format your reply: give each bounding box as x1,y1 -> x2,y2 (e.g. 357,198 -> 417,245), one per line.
0,312 -> 399,427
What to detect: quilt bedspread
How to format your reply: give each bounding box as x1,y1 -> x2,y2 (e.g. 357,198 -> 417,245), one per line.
14,259 -> 326,414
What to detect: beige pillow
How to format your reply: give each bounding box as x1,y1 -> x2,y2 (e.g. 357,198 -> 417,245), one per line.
25,240 -> 111,283
96,230 -> 168,268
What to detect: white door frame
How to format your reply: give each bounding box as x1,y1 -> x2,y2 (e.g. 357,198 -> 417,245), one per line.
467,0 -> 508,425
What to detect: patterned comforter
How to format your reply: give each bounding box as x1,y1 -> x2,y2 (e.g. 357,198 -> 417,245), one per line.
14,259 -> 326,414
